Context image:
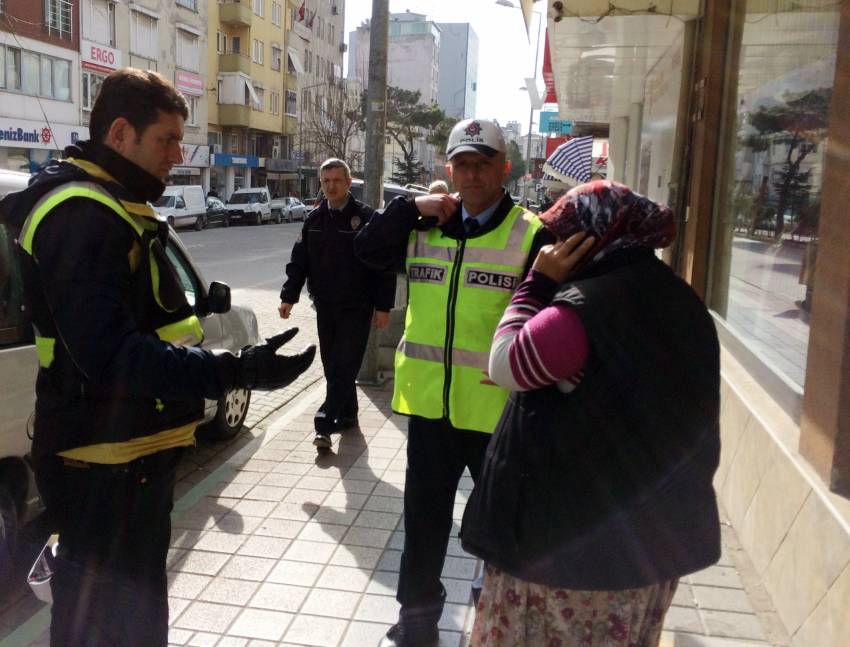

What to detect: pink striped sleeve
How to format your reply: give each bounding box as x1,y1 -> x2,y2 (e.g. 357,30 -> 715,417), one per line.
489,271 -> 589,392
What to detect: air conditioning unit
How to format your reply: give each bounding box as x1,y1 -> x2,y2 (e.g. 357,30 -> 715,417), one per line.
331,5 -> 338,15
339,42 -> 347,53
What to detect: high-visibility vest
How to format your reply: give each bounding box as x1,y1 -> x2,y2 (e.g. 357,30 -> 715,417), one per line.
19,165 -> 205,463
393,205 -> 542,433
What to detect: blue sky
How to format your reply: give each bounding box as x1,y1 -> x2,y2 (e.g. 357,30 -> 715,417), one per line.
343,0 -> 546,134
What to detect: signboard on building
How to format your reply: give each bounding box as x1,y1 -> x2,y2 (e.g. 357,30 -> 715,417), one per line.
0,119 -> 89,150
539,111 -> 572,135
175,70 -> 204,97
180,144 -> 210,167
81,39 -> 122,73
212,153 -> 260,168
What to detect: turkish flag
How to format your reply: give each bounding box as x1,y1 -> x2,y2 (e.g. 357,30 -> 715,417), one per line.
297,1 -> 305,21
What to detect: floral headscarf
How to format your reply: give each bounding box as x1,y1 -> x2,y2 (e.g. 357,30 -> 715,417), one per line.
539,180 -> 676,263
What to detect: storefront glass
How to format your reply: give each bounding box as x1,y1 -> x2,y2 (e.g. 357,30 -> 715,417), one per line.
711,3 -> 839,391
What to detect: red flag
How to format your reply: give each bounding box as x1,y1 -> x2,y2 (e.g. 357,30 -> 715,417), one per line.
297,1 -> 305,21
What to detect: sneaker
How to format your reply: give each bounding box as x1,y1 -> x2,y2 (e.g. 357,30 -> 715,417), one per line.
312,433 -> 332,449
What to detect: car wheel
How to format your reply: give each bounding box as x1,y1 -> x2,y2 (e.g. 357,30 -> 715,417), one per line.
223,214 -> 230,228
286,210 -> 293,223
0,487 -> 17,585
199,389 -> 251,441
194,214 -> 205,231
275,210 -> 282,225
254,211 -> 262,226
167,216 -> 175,228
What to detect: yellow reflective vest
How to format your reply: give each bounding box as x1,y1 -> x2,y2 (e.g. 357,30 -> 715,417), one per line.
393,205 -> 542,433
18,161 -> 205,463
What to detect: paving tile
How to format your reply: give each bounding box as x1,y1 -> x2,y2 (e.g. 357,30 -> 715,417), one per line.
313,506 -> 360,525
339,620 -> 393,647
283,615 -> 348,646
269,502 -> 318,521
217,638 -> 249,647
443,577 -> 473,605
168,572 -> 213,599
173,601 -> 240,633
237,459 -> 278,473
219,555 -> 277,581
364,496 -> 405,514
354,593 -> 401,624
437,602 -> 469,632
170,529 -> 204,550
207,482 -> 253,499
354,510 -> 401,530
258,472 -> 301,488
237,535 -> 291,559
692,585 -> 754,613
168,597 -> 191,625
229,471 -> 264,485
273,462 -> 312,476
198,578 -> 259,606
283,488 -> 329,506
232,499 -> 278,518
663,605 -> 704,633
334,479 -> 378,494
388,530 -> 405,550
372,483 -> 404,498
324,491 -> 369,509
366,570 -> 398,596
343,526 -> 392,548
703,610 -> 767,641
342,467 -> 382,482
688,566 -> 745,590
301,588 -> 362,618
266,560 -> 324,586
441,556 -> 476,580
172,550 -> 230,576
316,565 -> 372,592
227,608 -> 292,641
297,521 -> 350,543
168,627 -> 193,645
377,550 -> 402,572
331,544 -> 384,569
187,631 -> 220,646
253,518 -> 306,539
244,485 -> 290,502
283,539 -> 337,563
297,476 -> 341,491
194,531 -> 247,554
251,582 -> 310,612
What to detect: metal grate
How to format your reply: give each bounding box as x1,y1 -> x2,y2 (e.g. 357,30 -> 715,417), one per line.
45,0 -> 73,40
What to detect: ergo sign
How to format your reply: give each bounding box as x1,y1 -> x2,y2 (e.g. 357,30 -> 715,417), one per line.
81,39 -> 122,72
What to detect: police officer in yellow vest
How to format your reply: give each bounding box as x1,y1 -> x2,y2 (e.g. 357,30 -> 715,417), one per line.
355,119 -> 554,647
0,69 -> 315,647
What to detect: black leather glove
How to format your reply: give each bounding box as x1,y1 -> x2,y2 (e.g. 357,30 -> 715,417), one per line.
235,328 -> 316,391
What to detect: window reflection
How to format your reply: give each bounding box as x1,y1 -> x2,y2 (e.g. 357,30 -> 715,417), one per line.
712,5 -> 838,389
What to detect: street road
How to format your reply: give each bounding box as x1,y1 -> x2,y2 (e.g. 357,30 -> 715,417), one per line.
176,219 -> 302,292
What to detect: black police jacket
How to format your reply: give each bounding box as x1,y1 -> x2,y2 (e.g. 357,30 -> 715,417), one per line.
0,141 -> 225,458
461,248 -> 723,590
280,195 -> 396,310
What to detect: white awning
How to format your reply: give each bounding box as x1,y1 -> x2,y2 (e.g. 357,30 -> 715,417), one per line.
286,47 -> 305,75
243,78 -> 260,106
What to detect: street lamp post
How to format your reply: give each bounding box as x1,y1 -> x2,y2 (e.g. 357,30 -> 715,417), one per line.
297,81 -> 331,198
496,0 -> 544,202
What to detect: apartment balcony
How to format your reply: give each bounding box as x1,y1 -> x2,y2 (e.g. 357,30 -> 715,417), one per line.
284,115 -> 298,136
219,53 -> 251,75
218,104 -> 252,127
220,0 -> 251,26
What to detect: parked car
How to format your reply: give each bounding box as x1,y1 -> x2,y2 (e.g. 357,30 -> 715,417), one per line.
153,185 -> 207,231
0,167 -> 261,573
344,179 -> 427,208
225,187 -> 274,225
205,196 -> 230,228
280,197 -> 307,223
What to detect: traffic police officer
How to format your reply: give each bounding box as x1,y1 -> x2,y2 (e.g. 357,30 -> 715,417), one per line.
0,68 -> 315,646
279,158 -> 396,449
355,119 -> 555,647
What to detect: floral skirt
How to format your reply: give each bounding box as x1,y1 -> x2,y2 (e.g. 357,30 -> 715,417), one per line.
470,565 -> 678,647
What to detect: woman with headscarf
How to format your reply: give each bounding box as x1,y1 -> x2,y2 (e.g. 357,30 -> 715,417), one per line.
461,181 -> 721,647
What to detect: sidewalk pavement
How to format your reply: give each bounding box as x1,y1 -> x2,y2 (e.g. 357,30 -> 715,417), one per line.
1,290 -> 789,647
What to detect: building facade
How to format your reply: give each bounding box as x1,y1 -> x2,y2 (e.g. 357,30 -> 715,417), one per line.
0,0 -> 86,172
544,1 -> 849,645
436,22 -> 478,120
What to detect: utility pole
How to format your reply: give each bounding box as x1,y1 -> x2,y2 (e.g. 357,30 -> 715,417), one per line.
357,0 -> 390,385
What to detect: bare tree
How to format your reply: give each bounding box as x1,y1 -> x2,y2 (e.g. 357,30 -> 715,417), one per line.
302,80 -> 365,170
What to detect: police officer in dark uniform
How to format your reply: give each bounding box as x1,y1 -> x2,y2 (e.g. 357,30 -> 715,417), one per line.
0,68 -> 315,647
279,158 -> 395,449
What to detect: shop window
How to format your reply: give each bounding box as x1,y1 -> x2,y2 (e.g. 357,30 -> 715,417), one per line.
710,4 -> 840,391
285,89 -> 296,116
271,1 -> 281,27
82,70 -> 104,110
45,0 -> 73,40
186,96 -> 198,126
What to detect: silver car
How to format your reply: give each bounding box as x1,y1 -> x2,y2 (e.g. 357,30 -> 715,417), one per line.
0,169 -> 260,570
281,197 -> 308,223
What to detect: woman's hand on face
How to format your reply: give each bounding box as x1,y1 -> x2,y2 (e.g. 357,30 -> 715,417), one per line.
532,233 -> 596,283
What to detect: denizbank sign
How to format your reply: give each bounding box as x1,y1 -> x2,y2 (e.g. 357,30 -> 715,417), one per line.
0,119 -> 88,150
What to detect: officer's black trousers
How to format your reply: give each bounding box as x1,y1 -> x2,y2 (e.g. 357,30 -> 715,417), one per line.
396,416 -> 490,629
314,300 -> 373,428
35,448 -> 181,647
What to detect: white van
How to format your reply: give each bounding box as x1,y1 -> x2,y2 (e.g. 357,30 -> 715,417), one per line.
153,185 -> 207,230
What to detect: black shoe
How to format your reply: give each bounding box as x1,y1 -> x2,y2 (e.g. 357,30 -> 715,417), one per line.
378,623 -> 439,647
335,416 -> 359,430
312,433 -> 332,450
